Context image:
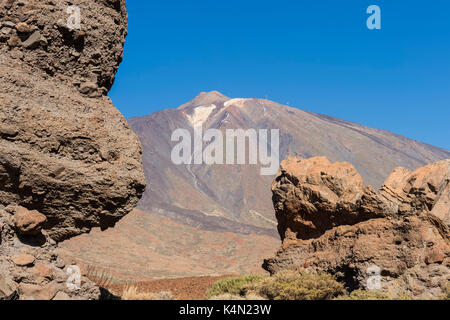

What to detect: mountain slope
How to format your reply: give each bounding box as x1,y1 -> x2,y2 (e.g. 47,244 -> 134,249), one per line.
130,91 -> 450,232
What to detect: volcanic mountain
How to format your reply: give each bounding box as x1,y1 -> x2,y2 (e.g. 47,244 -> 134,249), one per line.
130,91 -> 450,233
62,91 -> 450,279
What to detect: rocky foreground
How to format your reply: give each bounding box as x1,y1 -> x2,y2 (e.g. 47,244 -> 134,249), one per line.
0,0 -> 145,300
264,157 -> 449,299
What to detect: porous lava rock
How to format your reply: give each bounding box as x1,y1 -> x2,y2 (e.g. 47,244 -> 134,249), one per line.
264,157 -> 450,299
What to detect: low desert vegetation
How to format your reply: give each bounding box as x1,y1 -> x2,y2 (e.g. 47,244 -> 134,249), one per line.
442,282 -> 450,300
246,270 -> 346,300
207,270 -> 346,300
86,265 -> 114,288
206,275 -> 265,299
208,293 -> 266,300
207,270 -> 423,300
333,289 -> 411,300
121,286 -> 174,300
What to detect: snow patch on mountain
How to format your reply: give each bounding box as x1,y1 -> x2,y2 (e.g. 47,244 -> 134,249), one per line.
224,98 -> 249,108
187,104 -> 217,128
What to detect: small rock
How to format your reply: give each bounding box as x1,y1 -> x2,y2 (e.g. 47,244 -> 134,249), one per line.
15,22 -> 33,33
1,27 -> 12,35
0,28 -> 11,42
425,248 -> 445,265
12,206 -> 47,235
0,125 -> 18,137
33,263 -> 54,280
22,30 -> 47,49
12,253 -> 36,267
2,21 -> 16,28
79,81 -> 98,94
0,275 -> 18,300
79,81 -> 102,97
19,283 -> 58,300
7,34 -> 22,47
55,257 -> 66,269
52,291 -> 71,300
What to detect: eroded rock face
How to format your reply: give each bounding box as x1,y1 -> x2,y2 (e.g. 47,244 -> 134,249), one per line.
271,157 -> 396,241
265,157 -> 450,299
0,206 -> 100,300
380,160 -> 450,225
0,0 -> 128,92
0,55 -> 146,240
0,0 -> 146,241
0,0 -> 146,300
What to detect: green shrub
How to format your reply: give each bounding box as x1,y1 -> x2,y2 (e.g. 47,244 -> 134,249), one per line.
245,270 -> 346,300
208,293 -> 266,300
442,282 -> 450,300
206,275 -> 266,299
334,289 -> 411,300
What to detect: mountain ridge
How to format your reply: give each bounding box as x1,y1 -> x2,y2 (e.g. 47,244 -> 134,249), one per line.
128,90 -> 450,233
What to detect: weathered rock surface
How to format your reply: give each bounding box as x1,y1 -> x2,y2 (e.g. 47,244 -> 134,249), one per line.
0,206 -> 100,300
0,0 -> 146,300
271,157 -> 396,241
0,273 -> 18,300
264,157 -> 450,299
11,206 -> 47,236
0,0 -> 128,92
0,0 -> 146,241
380,160 -> 450,225
0,54 -> 146,240
12,253 -> 35,267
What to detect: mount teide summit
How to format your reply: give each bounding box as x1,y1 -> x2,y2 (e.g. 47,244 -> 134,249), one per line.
130,91 -> 450,234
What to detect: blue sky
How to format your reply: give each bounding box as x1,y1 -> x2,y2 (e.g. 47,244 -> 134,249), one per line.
109,0 -> 450,150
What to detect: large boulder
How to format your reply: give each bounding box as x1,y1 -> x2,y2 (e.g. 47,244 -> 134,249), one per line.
380,160 -> 450,225
265,157 -> 450,299
0,0 -> 146,300
0,0 -> 146,241
271,157 -> 395,241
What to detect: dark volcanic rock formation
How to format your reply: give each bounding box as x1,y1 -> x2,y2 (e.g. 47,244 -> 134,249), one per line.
264,157 -> 450,299
0,0 -> 145,300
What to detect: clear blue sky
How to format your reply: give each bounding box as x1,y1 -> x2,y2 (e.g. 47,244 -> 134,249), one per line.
109,0 -> 450,150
